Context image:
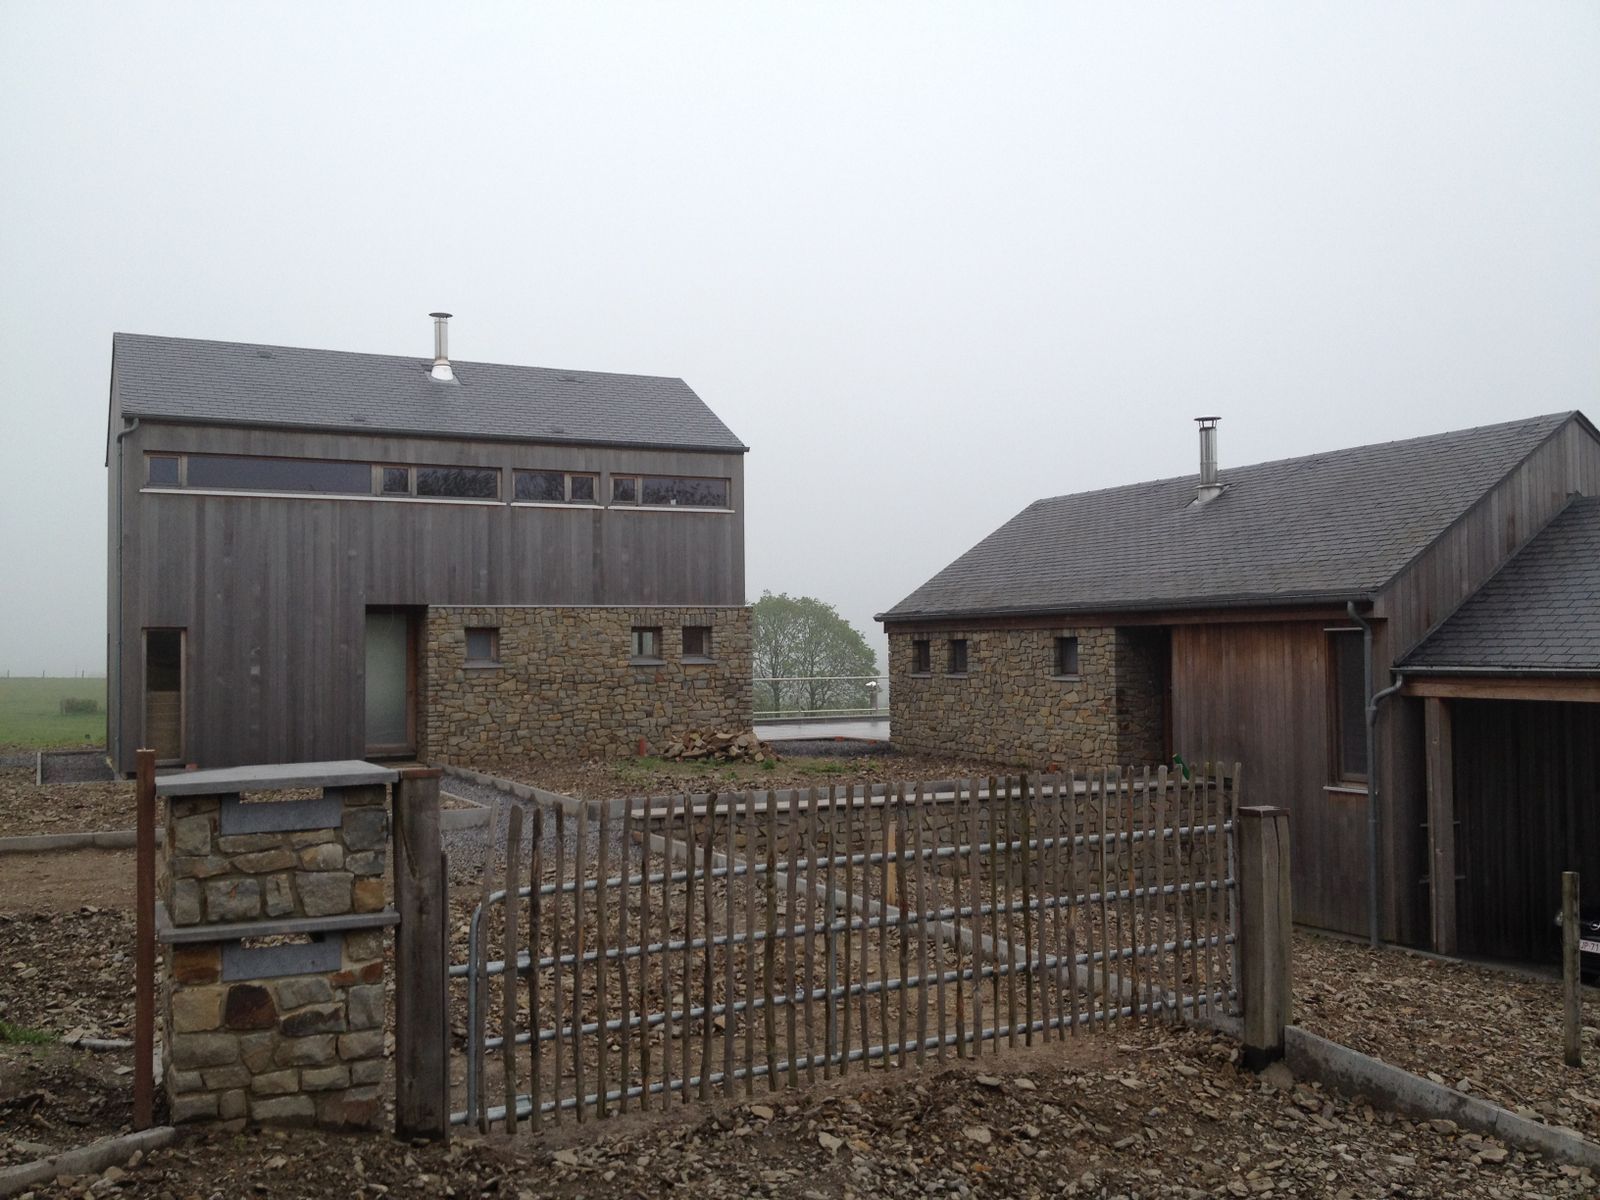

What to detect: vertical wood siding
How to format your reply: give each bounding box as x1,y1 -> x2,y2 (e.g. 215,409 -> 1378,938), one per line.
1376,417 -> 1600,945
1451,699 -> 1600,963
110,419 -> 746,772
1168,620 -> 1368,936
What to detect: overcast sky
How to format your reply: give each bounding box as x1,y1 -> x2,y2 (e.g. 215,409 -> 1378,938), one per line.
1,2 -> 1596,676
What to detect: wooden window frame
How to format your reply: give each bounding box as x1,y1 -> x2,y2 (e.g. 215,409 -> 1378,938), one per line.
610,474 -> 733,510
631,626 -> 664,664
1328,629 -> 1369,786
947,638 -> 968,676
910,639 -> 932,676
683,625 -> 714,662
464,626 -> 501,667
146,454 -> 183,487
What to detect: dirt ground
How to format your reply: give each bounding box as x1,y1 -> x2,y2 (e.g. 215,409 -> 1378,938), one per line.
1295,929 -> 1600,1142
17,1024 -> 1593,1198
0,848 -> 135,911
1,758 -> 1597,1196
0,764 -> 134,837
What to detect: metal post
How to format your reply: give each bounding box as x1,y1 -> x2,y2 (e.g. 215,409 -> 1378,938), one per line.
133,748 -> 156,1130
1564,871 -> 1582,1068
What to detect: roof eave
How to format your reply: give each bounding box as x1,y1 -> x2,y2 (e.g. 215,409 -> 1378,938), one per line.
876,590 -> 1375,625
1396,664 -> 1600,677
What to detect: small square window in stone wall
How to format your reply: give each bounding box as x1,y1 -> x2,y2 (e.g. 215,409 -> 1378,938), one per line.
465,627 -> 499,663
1054,636 -> 1080,676
684,625 -> 712,659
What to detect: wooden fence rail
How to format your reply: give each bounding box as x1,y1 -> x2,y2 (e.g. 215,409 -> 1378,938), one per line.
448,764 -> 1240,1130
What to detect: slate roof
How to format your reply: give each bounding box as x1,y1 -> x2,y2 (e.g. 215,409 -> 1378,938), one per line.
1400,497 -> 1600,673
880,413 -> 1580,622
111,332 -> 747,453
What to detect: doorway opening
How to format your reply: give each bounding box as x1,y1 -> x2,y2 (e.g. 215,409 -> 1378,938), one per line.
143,628 -> 184,764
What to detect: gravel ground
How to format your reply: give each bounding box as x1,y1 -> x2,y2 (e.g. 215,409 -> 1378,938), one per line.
18,1023 -> 1594,1198
1295,929 -> 1600,1142
0,765 -> 135,837
468,751 -> 1017,805
37,751 -> 116,784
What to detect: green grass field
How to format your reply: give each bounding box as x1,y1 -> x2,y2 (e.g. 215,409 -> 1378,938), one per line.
0,676 -> 107,749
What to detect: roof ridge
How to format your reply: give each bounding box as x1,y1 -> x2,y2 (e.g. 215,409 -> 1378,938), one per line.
1029,411 -> 1575,508
112,331 -> 690,388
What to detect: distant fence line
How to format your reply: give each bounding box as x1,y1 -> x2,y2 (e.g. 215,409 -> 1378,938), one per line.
753,675 -> 889,721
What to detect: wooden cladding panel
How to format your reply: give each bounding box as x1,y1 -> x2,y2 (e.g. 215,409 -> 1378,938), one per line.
1378,419 -> 1600,660
1170,621 -> 1366,935
1452,699 -> 1600,963
111,420 -> 746,772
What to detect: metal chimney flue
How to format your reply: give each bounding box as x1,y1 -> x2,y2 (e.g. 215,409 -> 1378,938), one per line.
429,312 -> 453,381
1195,416 -> 1222,504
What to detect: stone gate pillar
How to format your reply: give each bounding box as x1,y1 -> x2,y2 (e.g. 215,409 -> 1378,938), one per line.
155,761 -> 401,1127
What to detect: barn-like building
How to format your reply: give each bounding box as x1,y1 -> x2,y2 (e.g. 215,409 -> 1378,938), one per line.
107,316 -> 750,775
880,413 -> 1600,960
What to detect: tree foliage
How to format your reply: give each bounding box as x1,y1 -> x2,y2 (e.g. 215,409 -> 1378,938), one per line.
752,592 -> 880,717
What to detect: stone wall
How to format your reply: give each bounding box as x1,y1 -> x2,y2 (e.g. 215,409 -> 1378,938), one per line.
162,784 -> 388,1128
886,625 -> 1167,767
422,605 -> 753,763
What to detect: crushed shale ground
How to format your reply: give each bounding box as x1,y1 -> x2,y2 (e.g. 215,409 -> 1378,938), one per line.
4,758 -> 1600,1195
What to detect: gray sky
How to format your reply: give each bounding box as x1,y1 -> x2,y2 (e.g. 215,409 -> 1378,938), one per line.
2,2 -> 1597,676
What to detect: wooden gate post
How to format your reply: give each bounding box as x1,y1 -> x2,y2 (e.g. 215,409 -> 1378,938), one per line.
1237,805 -> 1292,1070
1563,871 -> 1582,1068
133,748 -> 156,1131
394,767 -> 448,1139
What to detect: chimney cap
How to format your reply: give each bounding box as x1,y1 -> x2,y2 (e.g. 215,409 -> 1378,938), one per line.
1194,415 -> 1220,425
429,311 -> 453,319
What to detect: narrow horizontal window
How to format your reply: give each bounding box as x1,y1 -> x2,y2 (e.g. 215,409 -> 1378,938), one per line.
514,470 -> 599,504
640,476 -> 729,508
417,466 -> 499,499
631,626 -> 662,661
185,454 -> 372,495
684,625 -> 713,659
464,627 -> 499,665
146,455 -> 181,486
911,639 -> 931,674
514,470 -> 566,503
1054,636 -> 1079,677
948,638 -> 968,674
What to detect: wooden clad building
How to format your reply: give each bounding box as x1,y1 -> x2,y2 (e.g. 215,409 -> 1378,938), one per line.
880,412 -> 1600,954
106,320 -> 750,776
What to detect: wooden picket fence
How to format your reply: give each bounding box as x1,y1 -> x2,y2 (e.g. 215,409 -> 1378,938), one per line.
449,764 -> 1240,1131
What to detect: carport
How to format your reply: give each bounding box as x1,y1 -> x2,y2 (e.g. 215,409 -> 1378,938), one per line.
1402,498 -> 1600,964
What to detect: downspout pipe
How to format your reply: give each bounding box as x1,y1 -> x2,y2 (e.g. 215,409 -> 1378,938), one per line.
1347,601 -> 1405,948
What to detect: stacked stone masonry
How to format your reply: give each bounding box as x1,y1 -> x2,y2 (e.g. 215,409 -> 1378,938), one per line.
423,605 -> 753,763
161,783 -> 388,1129
887,626 -> 1168,767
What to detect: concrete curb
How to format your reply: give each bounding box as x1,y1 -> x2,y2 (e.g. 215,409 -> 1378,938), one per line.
0,829 -> 164,855
439,764 -> 584,816
0,1125 -> 175,1198
1285,1025 -> 1600,1171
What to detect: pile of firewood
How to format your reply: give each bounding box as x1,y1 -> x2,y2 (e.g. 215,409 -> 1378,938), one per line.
659,728 -> 780,763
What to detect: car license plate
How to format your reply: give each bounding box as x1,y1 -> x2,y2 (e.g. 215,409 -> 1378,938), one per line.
1580,939 -> 1600,955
